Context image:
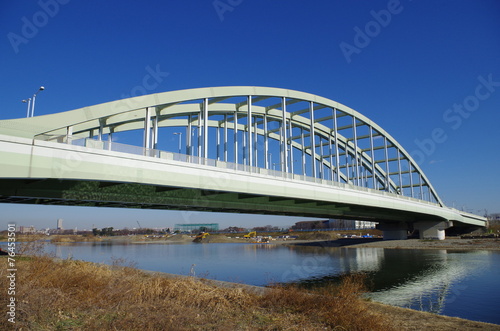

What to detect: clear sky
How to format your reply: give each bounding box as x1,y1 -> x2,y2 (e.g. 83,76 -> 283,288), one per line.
1,0 -> 499,231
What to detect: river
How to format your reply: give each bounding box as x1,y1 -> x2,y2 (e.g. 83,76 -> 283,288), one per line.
42,241 -> 500,325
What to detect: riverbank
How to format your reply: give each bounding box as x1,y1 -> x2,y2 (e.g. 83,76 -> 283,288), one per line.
1,254 -> 498,330
366,301 -> 500,331
142,268 -> 500,331
292,237 -> 500,250
164,234 -> 500,251
43,233 -> 500,251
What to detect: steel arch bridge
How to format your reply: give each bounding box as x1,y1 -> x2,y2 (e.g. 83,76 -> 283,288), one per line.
0,86 -> 486,239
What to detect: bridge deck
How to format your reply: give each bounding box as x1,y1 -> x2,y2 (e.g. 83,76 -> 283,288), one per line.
0,133 -> 486,229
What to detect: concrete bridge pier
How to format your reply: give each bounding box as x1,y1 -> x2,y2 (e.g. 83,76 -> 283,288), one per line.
377,222 -> 409,240
413,221 -> 453,240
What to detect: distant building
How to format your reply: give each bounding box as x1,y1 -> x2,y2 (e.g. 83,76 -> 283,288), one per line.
19,225 -> 36,234
174,223 -> 219,233
292,220 -> 330,230
57,218 -> 63,230
328,219 -> 376,230
489,213 -> 500,223
292,219 -> 376,230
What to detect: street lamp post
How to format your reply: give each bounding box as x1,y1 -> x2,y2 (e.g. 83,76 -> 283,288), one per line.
22,98 -> 32,118
173,132 -> 182,154
31,86 -> 45,117
22,86 -> 45,118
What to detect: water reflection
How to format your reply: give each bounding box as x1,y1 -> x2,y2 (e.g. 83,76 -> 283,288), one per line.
367,250 -> 490,314
342,248 -> 384,272
289,247 -> 493,316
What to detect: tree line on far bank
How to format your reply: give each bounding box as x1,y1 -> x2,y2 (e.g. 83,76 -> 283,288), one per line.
91,227 -> 162,236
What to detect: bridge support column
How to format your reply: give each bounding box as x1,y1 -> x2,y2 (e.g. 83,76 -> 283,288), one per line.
377,222 -> 408,240
414,221 -> 453,240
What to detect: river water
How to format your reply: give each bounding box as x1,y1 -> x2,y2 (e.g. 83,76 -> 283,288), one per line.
42,241 -> 500,325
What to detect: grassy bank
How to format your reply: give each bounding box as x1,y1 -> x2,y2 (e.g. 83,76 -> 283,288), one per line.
49,234 -> 103,243
1,249 -> 391,330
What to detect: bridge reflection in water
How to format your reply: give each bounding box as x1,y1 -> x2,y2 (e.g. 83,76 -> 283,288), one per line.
286,246 -> 491,314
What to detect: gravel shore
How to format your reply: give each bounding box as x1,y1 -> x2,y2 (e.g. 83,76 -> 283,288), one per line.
127,235 -> 500,251
304,237 -> 500,250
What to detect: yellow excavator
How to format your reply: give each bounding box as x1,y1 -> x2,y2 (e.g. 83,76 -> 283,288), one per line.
243,231 -> 256,238
193,232 -> 209,242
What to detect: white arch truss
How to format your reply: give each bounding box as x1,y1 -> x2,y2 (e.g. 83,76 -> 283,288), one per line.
0,86 -> 442,205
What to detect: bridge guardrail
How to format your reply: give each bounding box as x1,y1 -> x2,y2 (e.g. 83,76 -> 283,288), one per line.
42,136 -> 439,207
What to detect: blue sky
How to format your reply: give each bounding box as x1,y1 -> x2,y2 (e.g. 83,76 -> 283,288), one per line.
1,0 -> 499,230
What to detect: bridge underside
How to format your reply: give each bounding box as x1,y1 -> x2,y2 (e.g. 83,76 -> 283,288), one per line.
0,178 -> 478,237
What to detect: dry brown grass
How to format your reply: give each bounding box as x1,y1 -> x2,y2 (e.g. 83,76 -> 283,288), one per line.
14,234 -> 47,242
488,222 -> 500,234
0,245 -> 394,330
290,231 -> 340,241
262,274 -> 391,330
50,234 -> 102,243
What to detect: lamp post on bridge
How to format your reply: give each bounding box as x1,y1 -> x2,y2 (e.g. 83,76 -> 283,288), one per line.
22,98 -> 31,118
22,86 -> 45,118
173,132 -> 182,154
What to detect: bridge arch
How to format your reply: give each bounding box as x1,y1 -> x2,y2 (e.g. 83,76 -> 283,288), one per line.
2,86 -> 441,205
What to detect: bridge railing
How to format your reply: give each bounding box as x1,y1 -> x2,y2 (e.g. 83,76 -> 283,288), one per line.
50,136 -> 439,207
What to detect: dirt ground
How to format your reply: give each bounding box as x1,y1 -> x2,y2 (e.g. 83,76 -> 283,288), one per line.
324,237 -> 500,250
117,233 -> 500,251
366,301 -> 500,330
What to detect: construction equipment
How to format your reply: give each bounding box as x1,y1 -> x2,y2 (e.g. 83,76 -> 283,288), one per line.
193,232 -> 209,242
243,231 -> 256,238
